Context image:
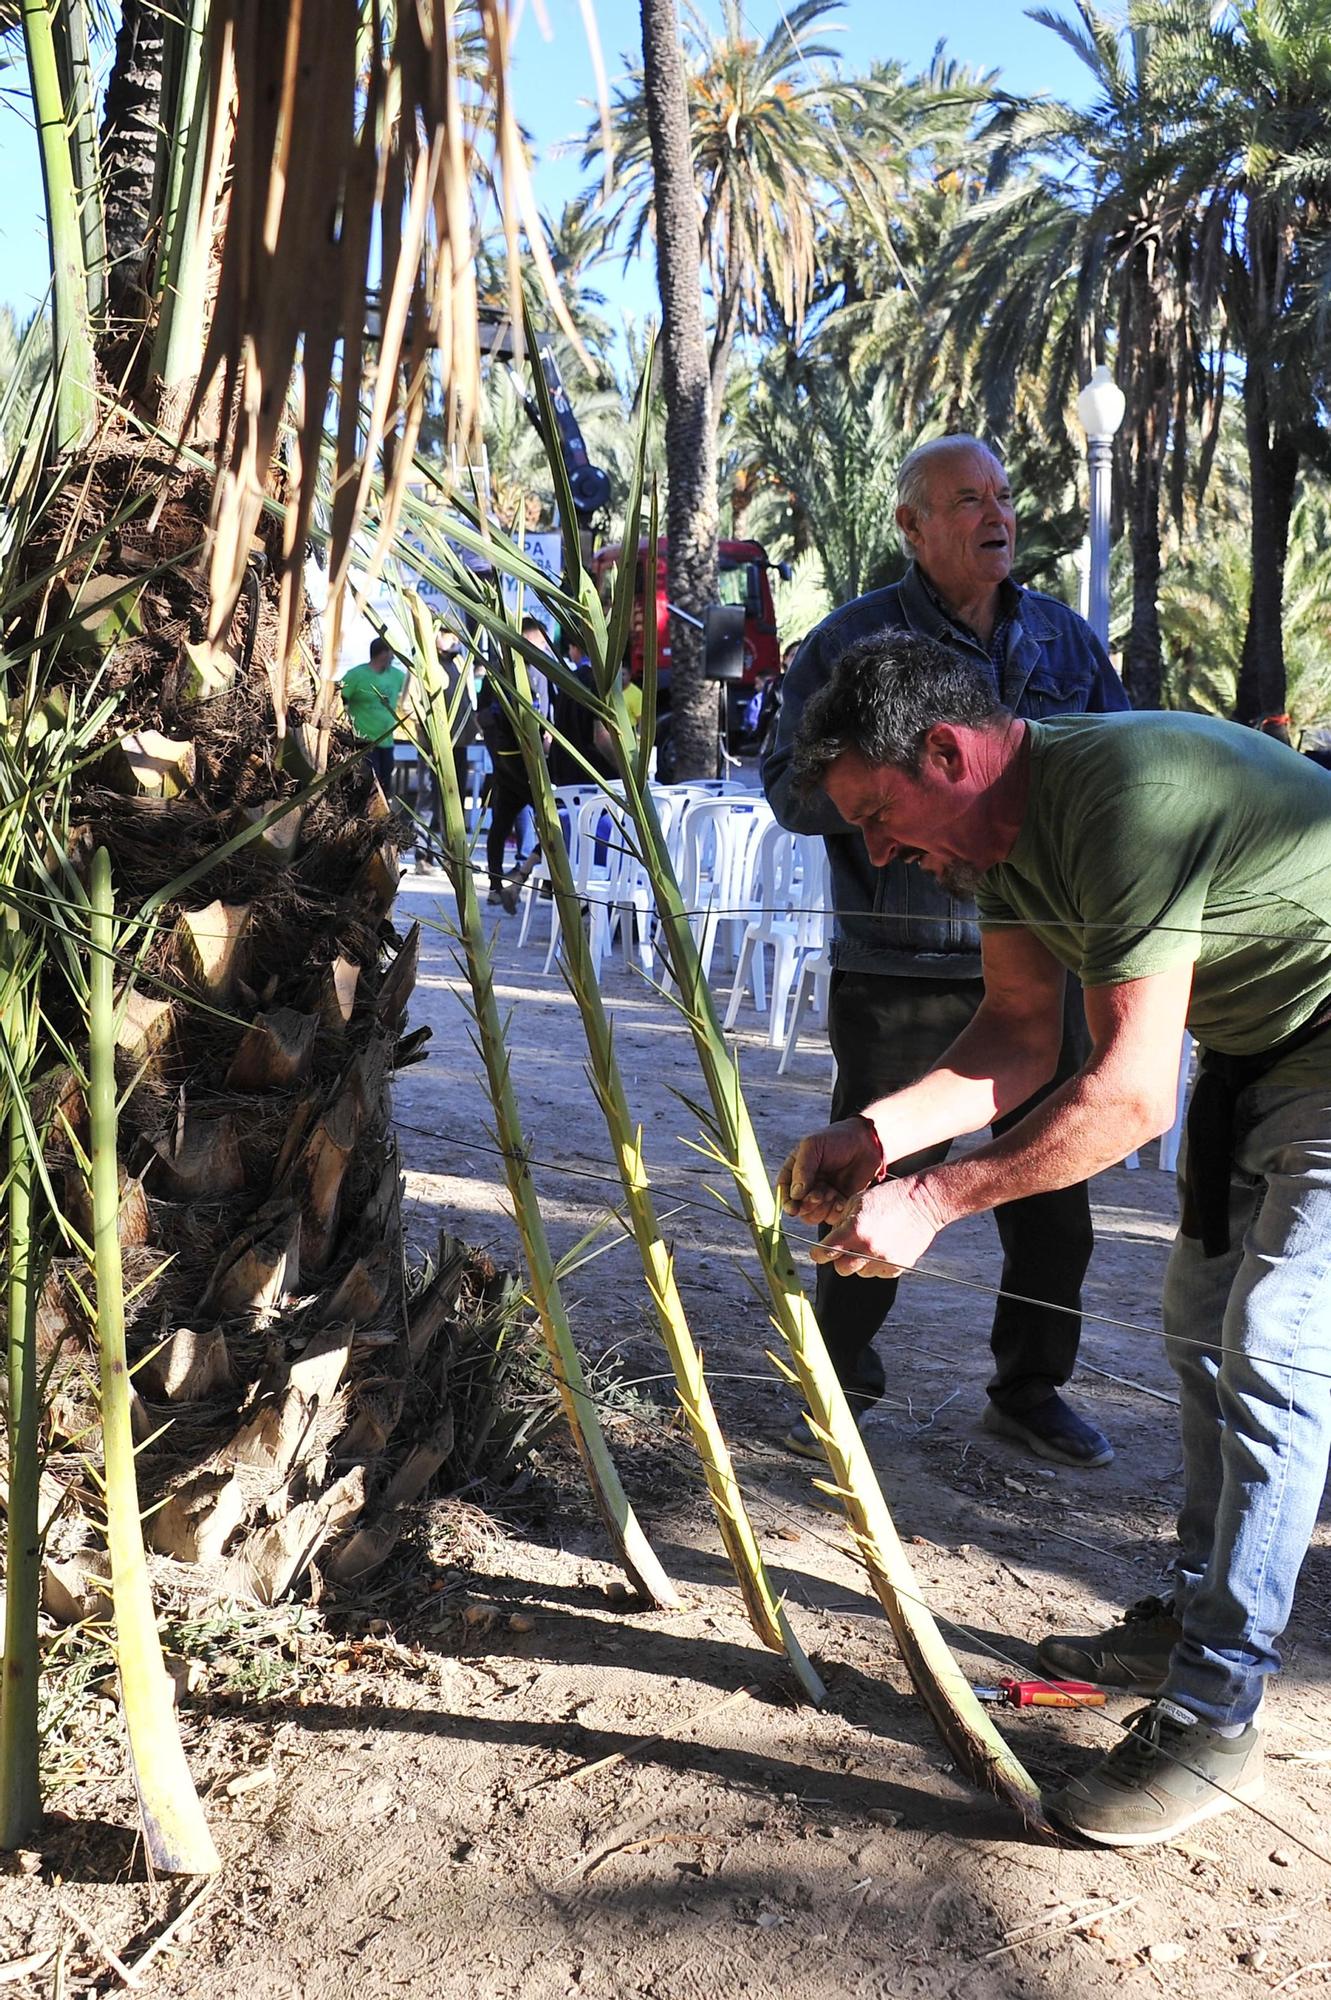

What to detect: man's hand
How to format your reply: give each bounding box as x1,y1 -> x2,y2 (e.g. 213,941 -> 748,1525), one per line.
810,1177 -> 943,1279
778,1116 -> 883,1225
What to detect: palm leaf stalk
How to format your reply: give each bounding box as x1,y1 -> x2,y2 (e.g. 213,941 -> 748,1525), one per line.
86,847 -> 219,1876
150,0 -> 214,408
512,346 -> 1045,1820
599,668 -> 1045,1823
463,617 -> 823,1703
411,648 -> 679,1611
0,914 -> 46,1846
21,0 -> 97,454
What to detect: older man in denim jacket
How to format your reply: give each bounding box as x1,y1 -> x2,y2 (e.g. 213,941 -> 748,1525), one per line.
763,434 -> 1129,1466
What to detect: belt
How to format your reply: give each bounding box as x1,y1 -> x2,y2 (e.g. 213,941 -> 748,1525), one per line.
1181,997 -> 1331,1257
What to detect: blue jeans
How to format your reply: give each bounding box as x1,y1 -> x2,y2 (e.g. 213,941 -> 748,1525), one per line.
1161,1069 -> 1331,1726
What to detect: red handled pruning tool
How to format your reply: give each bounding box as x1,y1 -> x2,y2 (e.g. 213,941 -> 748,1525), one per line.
973,1677 -> 1105,1709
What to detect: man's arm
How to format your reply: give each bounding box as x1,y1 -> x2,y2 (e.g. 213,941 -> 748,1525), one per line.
778,926 -> 1067,1221
812,958 -> 1192,1277
761,636 -> 853,835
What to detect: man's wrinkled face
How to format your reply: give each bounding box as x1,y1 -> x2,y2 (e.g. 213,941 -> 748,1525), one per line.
824,744 -> 988,897
900,448 -> 1016,608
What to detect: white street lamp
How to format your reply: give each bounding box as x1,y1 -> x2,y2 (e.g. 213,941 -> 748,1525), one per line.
1076,364 -> 1127,650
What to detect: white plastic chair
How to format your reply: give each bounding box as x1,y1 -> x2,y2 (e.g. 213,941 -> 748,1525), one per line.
777,843 -> 833,1074
669,795 -> 772,987
515,784 -> 600,956
723,821 -> 804,1044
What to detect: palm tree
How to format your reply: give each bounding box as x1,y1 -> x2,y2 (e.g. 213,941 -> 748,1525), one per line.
638,0 -> 721,779
0,0 -> 538,1848
737,354 -> 904,605
1150,0 -> 1331,720
587,0 -> 856,413
930,1 -> 1223,708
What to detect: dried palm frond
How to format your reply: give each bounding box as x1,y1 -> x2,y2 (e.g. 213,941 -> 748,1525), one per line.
188,0 -> 582,734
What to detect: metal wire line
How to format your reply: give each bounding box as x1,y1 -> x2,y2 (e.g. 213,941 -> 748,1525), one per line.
392,1114 -> 1331,1393
413,869 -> 1331,955
499,1273 -> 1331,1872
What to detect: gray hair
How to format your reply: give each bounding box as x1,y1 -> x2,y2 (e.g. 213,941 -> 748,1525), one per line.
895,434 -> 1004,558
789,630 -> 1008,797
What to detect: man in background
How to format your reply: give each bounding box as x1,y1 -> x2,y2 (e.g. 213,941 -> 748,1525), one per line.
341,635 -> 407,797
480,616 -> 552,907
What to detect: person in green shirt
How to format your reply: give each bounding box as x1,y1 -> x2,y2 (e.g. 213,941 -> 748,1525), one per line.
778,629 -> 1331,1847
341,636 -> 407,797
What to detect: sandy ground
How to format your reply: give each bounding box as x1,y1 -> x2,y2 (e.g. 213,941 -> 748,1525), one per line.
6,846 -> 1331,1999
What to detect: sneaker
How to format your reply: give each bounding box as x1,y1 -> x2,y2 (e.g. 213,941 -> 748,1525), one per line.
1043,1699 -> 1263,1847
983,1392 -> 1113,1468
1035,1593 -> 1182,1692
487,887 -> 505,906
781,1407 -> 867,1460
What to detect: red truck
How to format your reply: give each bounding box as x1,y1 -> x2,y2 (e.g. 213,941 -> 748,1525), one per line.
590,538 -> 785,701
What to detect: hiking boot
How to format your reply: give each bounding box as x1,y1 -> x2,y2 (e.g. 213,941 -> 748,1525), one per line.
983,1392 -> 1113,1468
1035,1593 -> 1182,1692
1043,1699 -> 1263,1847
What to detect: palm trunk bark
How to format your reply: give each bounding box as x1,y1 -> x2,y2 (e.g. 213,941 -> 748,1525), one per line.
1235,372 -> 1300,723
98,0 -> 165,323
1120,257 -> 1168,709
639,0 -> 719,781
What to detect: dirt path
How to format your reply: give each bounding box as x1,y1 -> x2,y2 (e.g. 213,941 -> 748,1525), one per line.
7,860 -> 1331,1998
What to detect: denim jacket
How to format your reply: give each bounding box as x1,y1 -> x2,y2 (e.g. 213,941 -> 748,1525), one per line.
761,565 -> 1130,978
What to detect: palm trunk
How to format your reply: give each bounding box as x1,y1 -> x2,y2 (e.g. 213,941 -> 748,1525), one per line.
1235,367 -> 1300,723
639,0 -> 720,781
1120,258 -> 1168,709
98,0 -> 166,323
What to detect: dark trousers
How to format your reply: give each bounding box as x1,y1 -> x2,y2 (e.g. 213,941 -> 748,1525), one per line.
486,758 -> 535,889
366,743 -> 396,797
818,968 -> 1094,1415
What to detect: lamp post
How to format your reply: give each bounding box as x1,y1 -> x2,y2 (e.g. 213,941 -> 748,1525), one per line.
1076,364 -> 1126,650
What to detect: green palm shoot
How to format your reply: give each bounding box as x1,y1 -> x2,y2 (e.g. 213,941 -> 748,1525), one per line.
414,592 -> 823,1705
410,638 -> 679,1611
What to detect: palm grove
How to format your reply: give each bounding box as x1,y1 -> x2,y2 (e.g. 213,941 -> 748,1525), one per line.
487,0 -> 1330,731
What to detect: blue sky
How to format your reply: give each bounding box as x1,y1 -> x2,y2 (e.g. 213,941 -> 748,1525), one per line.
506,0 -> 1100,331
0,1 -> 1099,317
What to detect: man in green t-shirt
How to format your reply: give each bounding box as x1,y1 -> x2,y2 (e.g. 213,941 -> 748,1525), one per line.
778,629 -> 1331,1847
340,635 -> 407,797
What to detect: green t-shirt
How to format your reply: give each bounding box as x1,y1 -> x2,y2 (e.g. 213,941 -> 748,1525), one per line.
341,661 -> 407,746
976,713 -> 1331,1069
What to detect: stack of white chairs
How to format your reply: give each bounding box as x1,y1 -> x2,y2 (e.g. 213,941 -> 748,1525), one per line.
668,792 -> 773,988
777,838 -> 833,1074
723,821 -> 810,1045
511,782 -> 603,964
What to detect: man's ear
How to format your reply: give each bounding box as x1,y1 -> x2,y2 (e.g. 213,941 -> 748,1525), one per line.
895,501 -> 920,550
921,722 -> 964,775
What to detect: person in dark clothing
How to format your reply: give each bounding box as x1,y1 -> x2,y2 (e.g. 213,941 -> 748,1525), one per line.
480,618 -> 551,906
763,434 -> 1130,1468
413,625 -> 479,872
548,640 -> 618,786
